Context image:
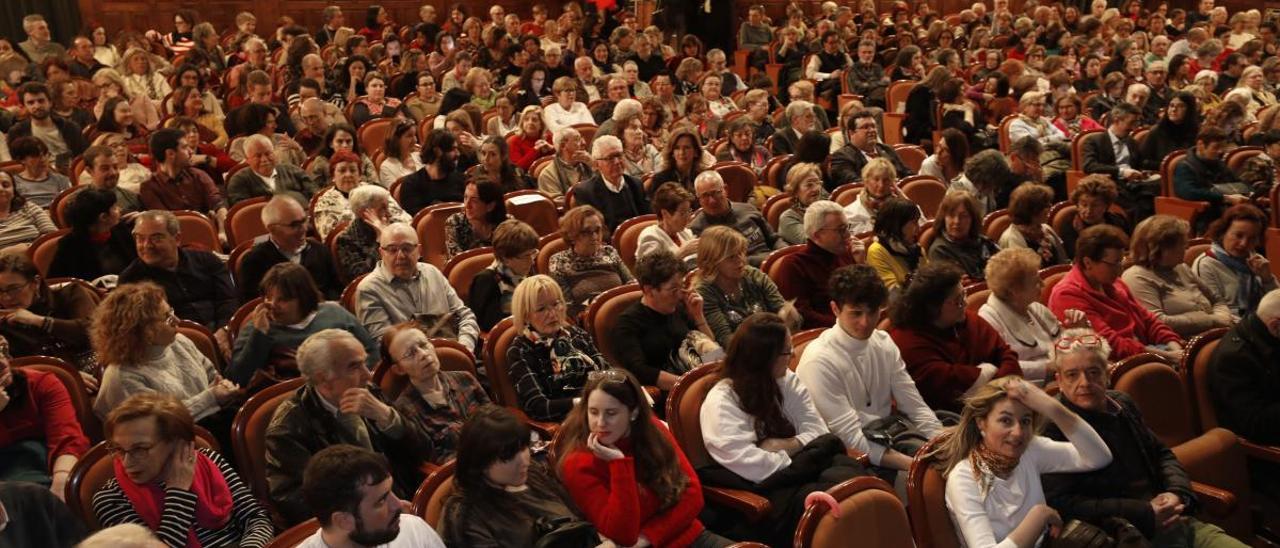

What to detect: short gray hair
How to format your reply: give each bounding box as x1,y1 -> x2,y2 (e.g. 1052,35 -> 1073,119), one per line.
243,134 -> 274,153
804,200 -> 846,237
348,184 -> 391,214
785,100 -> 814,123
553,126 -> 581,150
379,222 -> 417,245
297,329 -> 359,383
694,170 -> 725,192
591,135 -> 623,159
1049,327 -> 1112,368
1259,289 -> 1280,322
261,195 -> 303,225
611,98 -> 642,122
136,210 -> 180,236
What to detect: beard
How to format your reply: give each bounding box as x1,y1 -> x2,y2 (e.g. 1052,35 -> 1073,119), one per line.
349,512 -> 401,546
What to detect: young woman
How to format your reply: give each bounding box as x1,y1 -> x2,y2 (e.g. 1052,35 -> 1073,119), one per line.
378,121 -> 424,187
444,179 -> 508,260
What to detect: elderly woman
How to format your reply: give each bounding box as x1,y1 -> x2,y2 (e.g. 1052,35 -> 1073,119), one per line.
549,205 -> 635,317
119,47 -> 171,106
638,182 -> 698,264
649,128 -> 708,196
445,179 -> 508,260
845,158 -> 902,235
465,68 -> 500,111
622,115 -> 663,177
700,73 -> 738,118
378,121 -> 425,187
350,72 -> 404,129
48,188 -> 136,282
475,136 -> 533,193
867,197 -> 926,298
468,220 -> 539,331
0,331 -> 89,499
536,126 -> 592,199
696,226 -> 791,347
1059,175 -> 1131,256
505,275 -> 608,422
1236,66 -> 1278,119
384,322 -> 490,463
543,77 -> 594,134
716,116 -> 770,174
928,190 -> 1000,282
229,263 -> 377,389
1192,204 -> 1279,319
93,393 -> 273,547
980,248 -> 1088,384
779,162 -> 829,245
335,184 -> 399,282
612,250 -> 717,392
1049,225 -> 1185,361
1008,90 -> 1069,148
312,151 -> 412,240
1122,215 -> 1234,338
92,68 -> 162,132
999,183 -> 1069,268
0,171 -> 55,252
1051,93 -> 1104,140
506,105 -> 554,171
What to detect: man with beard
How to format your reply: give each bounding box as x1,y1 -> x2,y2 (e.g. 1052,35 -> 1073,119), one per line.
82,144 -> 143,214
7,83 -> 86,172
139,128 -> 229,244
398,129 -> 466,216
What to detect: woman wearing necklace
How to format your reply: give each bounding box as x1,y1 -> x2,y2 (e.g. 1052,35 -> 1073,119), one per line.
979,249 -> 1089,385
695,226 -> 794,348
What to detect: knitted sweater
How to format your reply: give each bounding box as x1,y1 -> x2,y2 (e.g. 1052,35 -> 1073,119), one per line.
93,334 -> 220,421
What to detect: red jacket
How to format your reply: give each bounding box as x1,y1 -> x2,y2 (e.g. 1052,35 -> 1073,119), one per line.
775,240 -> 854,328
889,311 -> 1023,411
507,132 -> 548,171
1047,265 -> 1181,359
561,419 -> 706,547
0,369 -> 90,470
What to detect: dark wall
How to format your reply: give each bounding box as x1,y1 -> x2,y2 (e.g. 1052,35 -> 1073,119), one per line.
4,0 -> 82,46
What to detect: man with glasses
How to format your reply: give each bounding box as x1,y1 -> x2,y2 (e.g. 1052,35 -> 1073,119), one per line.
1214,52 -> 1246,95
119,210 -> 236,330
830,110 -> 913,186
1042,328 -> 1248,547
226,134 -> 320,206
293,98 -> 332,156
570,135 -> 649,233
353,222 -> 479,346
775,200 -> 866,328
690,170 -> 781,267
1082,103 -> 1157,219
804,30 -> 852,120
237,196 -> 342,303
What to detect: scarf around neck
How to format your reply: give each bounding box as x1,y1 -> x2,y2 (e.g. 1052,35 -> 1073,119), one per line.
1207,242 -> 1261,310
113,450 -> 233,547
970,441 -> 1020,497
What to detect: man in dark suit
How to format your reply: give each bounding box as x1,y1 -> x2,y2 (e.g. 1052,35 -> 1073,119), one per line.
769,100 -> 816,156
1082,103 -> 1158,219
829,109 -> 913,188
238,196 -> 343,303
1208,289 -> 1280,496
571,135 -> 650,233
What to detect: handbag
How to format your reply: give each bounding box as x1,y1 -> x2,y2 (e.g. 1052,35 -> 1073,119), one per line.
532,515 -> 599,548
862,411 -> 962,457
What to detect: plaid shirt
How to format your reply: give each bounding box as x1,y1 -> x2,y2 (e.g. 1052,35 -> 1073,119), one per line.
392,370 -> 490,464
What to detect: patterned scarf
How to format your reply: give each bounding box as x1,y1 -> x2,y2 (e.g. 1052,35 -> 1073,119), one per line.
969,442 -> 1020,498
520,326 -> 601,393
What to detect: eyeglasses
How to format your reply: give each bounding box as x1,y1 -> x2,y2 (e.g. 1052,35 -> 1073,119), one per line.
597,152 -> 624,162
399,340 -> 435,363
819,223 -> 855,236
107,443 -> 157,461
0,281 -> 30,297
588,368 -> 629,384
1054,334 -> 1103,351
381,244 -> 419,255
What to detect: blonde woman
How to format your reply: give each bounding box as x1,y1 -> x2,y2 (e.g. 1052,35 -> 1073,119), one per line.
92,68 -> 161,131
779,163 -> 829,245
1236,65 -> 1277,119
118,47 -> 171,107
979,248 -> 1088,384
505,275 -> 608,421
1122,215 -> 1233,338
695,226 -> 794,347
465,67 -> 499,111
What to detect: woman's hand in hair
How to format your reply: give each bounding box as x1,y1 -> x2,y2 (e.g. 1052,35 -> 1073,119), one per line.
1004,379 -> 1061,418
165,441 -> 197,491
587,432 -> 625,461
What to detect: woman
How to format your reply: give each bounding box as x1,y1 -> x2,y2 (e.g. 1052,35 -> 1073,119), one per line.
779,163 -> 829,245
867,197 -> 926,298
228,104 -> 306,168
543,77 -> 594,134
445,179 -> 507,260
650,128 -> 707,197
90,283 -> 241,425
702,312 -> 863,546
335,184 -> 399,282
229,263 -> 376,389
638,183 -> 698,264
475,136 -> 533,193
937,375 -> 1111,547
1057,176 -> 1128,258
920,128 -> 968,183
9,137 -> 72,209
1138,92 -> 1198,171
161,9 -> 196,56
1236,66 -> 1278,120
465,68 -> 500,111
1050,94 -> 1103,140
537,127 -> 592,199
1192,204 -> 1279,319
350,72 -> 404,130
385,322 -> 490,463
119,47 -> 170,107
89,26 -> 121,67
999,183 -> 1069,268
696,227 -> 791,348
905,66 -> 952,145
979,249 -> 1088,384
49,79 -> 95,131
313,151 -> 411,240
0,171 -> 56,251
84,133 -> 153,194
1007,91 -> 1069,148
339,55 -> 372,104
308,124 -> 379,187
556,368 -> 734,548
506,275 -> 608,422
715,117 -> 770,174
509,63 -> 552,112
378,121 -> 424,187
0,251 -> 99,384
549,205 -> 635,316
622,116 -> 663,177
468,220 -> 538,331
404,72 -> 442,123
173,85 -> 228,148
928,190 -> 1000,282
701,73 -> 738,118
93,96 -> 149,145
359,4 -> 390,41
93,393 -> 273,547
891,46 -> 924,81
92,68 -> 161,133
189,23 -> 226,73
1123,215 -> 1234,338
48,188 -> 136,282
507,106 -> 554,171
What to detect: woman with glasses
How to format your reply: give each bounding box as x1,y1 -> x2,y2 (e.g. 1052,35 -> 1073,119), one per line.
0,171 -> 55,252
1048,224 -> 1184,362
506,275 -> 607,422
543,77 -> 594,134
696,227 -> 792,348
0,252 -> 101,389
845,158 -> 904,235
384,321 -> 489,463
404,72 -> 442,122
1007,91 -> 1068,149
555,367 -> 735,548
1123,215 -> 1234,339
999,183 -> 1069,269
638,182 -> 698,264
94,393 -> 273,547
779,163 -> 826,246
92,68 -> 161,133
715,117 -> 770,175
313,151 -> 412,241
979,249 -> 1089,385
469,220 -> 539,331
549,205 -> 634,317
350,72 -> 405,129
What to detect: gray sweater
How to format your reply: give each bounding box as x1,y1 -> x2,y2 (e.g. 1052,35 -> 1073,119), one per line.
93,334 -> 220,421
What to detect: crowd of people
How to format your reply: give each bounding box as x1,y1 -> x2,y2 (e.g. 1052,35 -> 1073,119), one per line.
2,0 -> 1280,546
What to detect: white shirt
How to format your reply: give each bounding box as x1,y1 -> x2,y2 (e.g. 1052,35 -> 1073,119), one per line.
297,514 -> 446,548
946,433 -> 1111,548
636,223 -> 693,261
795,327 -> 942,466
977,295 -> 1061,384
379,154 -> 424,187
601,172 -> 625,194
542,101 -> 595,134
1107,128 -> 1134,173
844,195 -> 875,235
700,370 -> 829,483
256,169 -> 278,192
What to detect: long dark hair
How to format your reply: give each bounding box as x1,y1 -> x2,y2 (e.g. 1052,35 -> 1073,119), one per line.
890,262 -> 964,329
479,136 -> 520,191
720,313 -> 796,439
95,96 -> 136,135
450,405 -> 534,516
1157,91 -> 1199,140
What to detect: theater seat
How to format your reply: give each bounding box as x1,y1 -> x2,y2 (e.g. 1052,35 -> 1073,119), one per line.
231,377 -> 306,528
585,283 -> 642,367
612,214 -> 658,273
227,197 -> 269,248
442,246 -> 494,302
13,355 -> 102,442
906,435 -> 963,548
410,460 -> 457,529
264,519 -> 321,548
794,476 -> 914,548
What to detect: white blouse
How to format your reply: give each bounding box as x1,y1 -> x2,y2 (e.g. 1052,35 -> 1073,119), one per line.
635,224 -> 693,262
700,370 -> 829,483
542,102 -> 595,134
977,295 -> 1062,384
379,154 -> 424,187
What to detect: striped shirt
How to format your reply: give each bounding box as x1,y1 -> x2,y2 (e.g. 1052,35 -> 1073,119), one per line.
92,447 -> 274,548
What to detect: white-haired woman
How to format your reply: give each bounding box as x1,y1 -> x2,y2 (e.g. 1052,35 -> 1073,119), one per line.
118,47 -> 171,108
1007,91 -> 1068,147
312,151 -> 411,240
334,184 -> 399,281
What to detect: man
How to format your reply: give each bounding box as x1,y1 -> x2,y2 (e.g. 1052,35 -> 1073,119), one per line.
238,196 -> 342,302
775,201 -> 865,328
266,330 -> 429,526
287,54 -> 344,109
67,36 -> 105,79
399,129 -> 466,216
7,83 -> 86,171
570,135 -> 650,233
796,265 -> 942,476
18,15 -> 66,65
844,40 -> 891,108
705,49 -> 746,96
781,81 -> 831,130
770,101 -> 816,156
690,171 -> 782,267
1174,127 -> 1249,230
1043,329 -> 1248,547
139,128 -> 229,243
1082,103 -> 1157,219
1215,53 -> 1246,95
619,61 -> 653,99
1007,136 -> 1046,196
354,223 -> 480,344
573,56 -> 601,103
314,5 -> 345,47
225,70 -> 297,138
590,76 -> 631,124
1168,27 -> 1208,62
486,5 -> 506,33
804,30 -> 852,116
1144,61 -> 1172,120
81,145 -> 143,214
119,210 -> 236,329
830,110 -> 913,185
1186,0 -> 1215,30
293,97 -> 331,156
226,134 -> 320,206
1208,289 -> 1280,493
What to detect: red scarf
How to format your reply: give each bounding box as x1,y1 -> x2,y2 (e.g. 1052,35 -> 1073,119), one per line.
113,451 -> 234,547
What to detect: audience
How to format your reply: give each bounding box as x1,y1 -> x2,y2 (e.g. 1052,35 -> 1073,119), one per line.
614,250 -> 716,391
506,275 -> 607,422
238,196 -> 342,302
690,171 -> 781,267
119,210 -> 236,329
548,205 -> 634,316
844,158 -> 905,235
10,136 -> 72,209
225,134 -> 321,206
829,110 -> 912,186
383,322 -> 489,463
139,129 -> 228,244
0,333 -> 89,499
400,129 -> 467,216
696,226 -> 794,346
928,190 -> 1000,282
536,126 -> 593,199
468,219 -> 539,331
1124,215 -> 1234,338
1192,204 -> 1278,319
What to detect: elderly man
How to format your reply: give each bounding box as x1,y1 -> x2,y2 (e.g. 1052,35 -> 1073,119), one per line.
775,200 -> 865,328
226,134 -> 320,206
690,170 -> 781,267
830,110 -> 913,186
573,56 -> 601,103
598,98 -> 641,139
590,76 -> 632,124
845,40 -> 890,108
705,49 -> 746,96
770,100 -> 816,156
265,329 -> 429,526
81,144 -> 143,214
1043,329 -> 1248,547
67,36 -> 105,79
238,196 -> 342,302
18,15 -> 66,64
569,135 -> 649,232
139,128 -> 229,243
353,223 -> 480,345
1208,290 -> 1280,493
119,210 -> 236,329
293,97 -> 331,156
537,126 -> 593,199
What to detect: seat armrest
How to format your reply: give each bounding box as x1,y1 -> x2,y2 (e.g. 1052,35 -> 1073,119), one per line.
1241,439 -> 1280,463
704,486 -> 772,521
846,448 -> 870,466
1190,481 -> 1237,517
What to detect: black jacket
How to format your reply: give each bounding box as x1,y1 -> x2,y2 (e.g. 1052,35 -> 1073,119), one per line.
119,248 -> 237,329
7,116 -> 87,169
47,221 -> 137,281
237,238 -> 343,303
770,127 -> 800,156
1208,314 -> 1280,445
828,143 -> 913,188
1081,130 -> 1145,182
570,173 -> 650,232
467,266 -> 512,332
399,167 -> 466,216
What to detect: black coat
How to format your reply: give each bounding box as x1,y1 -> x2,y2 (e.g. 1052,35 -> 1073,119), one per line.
828,143 -> 914,189
1081,130 -> 1145,182
570,173 -> 651,232
237,238 -> 343,303
47,221 -> 137,281
1208,314 -> 1280,445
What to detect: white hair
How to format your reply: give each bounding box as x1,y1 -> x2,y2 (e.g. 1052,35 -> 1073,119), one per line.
243,133 -> 274,153
261,195 -> 303,225
591,135 -> 623,159
611,98 -> 642,122
694,170 -> 724,192
553,126 -> 582,149
379,222 -> 417,245
348,184 -> 391,214
297,329 -> 360,383
79,524 -> 165,548
785,100 -> 814,122
1259,289 -> 1280,321
803,200 -> 846,237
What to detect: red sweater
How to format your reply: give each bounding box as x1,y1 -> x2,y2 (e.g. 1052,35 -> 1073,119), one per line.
1047,265 -> 1182,359
889,311 -> 1023,411
0,369 -> 90,470
774,240 -> 854,328
507,132 -> 549,171
560,419 -> 706,547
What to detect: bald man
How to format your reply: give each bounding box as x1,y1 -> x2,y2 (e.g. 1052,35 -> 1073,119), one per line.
237,195 -> 343,303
